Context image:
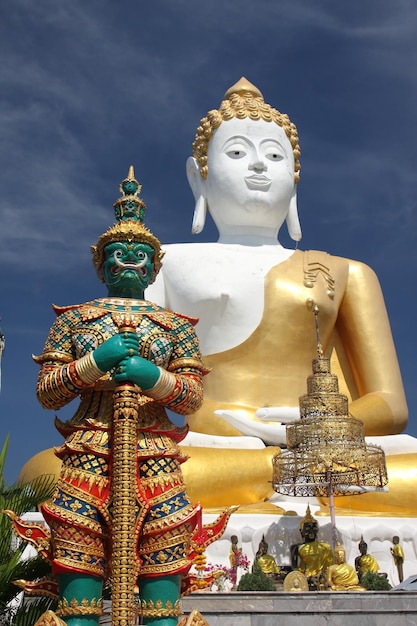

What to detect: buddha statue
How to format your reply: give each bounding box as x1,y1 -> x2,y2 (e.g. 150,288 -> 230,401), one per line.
391,535 -> 405,583
254,536 -> 280,576
295,507 -> 333,589
229,535 -> 242,587
146,76 -> 417,514
327,543 -> 364,591
355,538 -> 380,578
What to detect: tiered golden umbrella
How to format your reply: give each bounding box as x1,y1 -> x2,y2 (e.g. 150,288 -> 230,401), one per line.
272,301 -> 388,547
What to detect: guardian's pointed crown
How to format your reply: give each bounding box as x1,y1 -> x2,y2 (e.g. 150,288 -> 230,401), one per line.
91,166 -> 163,284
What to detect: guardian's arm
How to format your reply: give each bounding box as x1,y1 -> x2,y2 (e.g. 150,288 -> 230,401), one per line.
35,314 -> 138,410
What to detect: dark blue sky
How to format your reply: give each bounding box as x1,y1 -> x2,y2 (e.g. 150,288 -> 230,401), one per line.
1,0 -> 416,482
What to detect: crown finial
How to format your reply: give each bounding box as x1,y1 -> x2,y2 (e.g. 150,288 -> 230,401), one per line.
113,166 -> 146,223
299,504 -> 317,530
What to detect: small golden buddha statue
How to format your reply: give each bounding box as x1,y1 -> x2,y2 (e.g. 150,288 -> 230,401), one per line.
391,535 -> 405,583
355,537 -> 379,579
296,507 -> 333,588
327,543 -> 365,591
254,536 -> 280,576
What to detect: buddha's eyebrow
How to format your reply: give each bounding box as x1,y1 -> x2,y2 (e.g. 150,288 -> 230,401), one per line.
220,135 -> 285,151
220,135 -> 253,149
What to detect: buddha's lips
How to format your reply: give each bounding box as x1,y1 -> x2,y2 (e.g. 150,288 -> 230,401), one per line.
245,174 -> 271,189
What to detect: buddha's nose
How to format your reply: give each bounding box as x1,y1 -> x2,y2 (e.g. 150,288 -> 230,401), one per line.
248,158 -> 267,172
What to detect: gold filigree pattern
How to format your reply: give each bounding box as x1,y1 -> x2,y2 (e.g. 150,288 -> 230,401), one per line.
140,469 -> 183,494
36,299 -> 206,419
33,610 -> 67,626
59,465 -> 108,495
111,383 -> 138,626
34,284 -> 209,623
57,597 -> 103,616
139,599 -> 182,618
273,352 -> 388,498
44,500 -> 104,536
48,521 -> 106,578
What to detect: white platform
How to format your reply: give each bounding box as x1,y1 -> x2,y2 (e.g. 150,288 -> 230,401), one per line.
202,507 -> 416,588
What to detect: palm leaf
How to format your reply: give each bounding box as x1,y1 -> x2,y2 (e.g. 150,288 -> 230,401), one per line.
9,597 -> 57,626
0,434 -> 10,491
0,438 -> 56,622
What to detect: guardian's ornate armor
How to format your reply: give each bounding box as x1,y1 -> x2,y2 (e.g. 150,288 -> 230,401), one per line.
35,297 -> 207,582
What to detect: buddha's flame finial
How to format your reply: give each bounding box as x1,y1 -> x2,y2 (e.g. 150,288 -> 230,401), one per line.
223,77 -> 264,100
299,504 -> 317,530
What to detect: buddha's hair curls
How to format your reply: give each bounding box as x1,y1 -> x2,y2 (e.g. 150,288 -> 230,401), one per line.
192,78 -> 301,183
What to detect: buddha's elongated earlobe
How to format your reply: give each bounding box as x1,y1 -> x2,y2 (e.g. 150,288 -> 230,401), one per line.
186,156 -> 207,235
192,195 -> 207,234
286,188 -> 302,242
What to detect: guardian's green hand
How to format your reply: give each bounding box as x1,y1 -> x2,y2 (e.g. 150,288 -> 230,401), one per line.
113,356 -> 160,390
93,332 -> 139,372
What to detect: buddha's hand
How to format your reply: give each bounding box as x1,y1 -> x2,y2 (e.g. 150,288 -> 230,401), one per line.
255,407 -> 300,423
113,355 -> 160,390
93,332 -> 139,372
214,409 -> 290,446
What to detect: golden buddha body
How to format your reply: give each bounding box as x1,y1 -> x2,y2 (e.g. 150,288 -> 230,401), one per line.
391,535 -> 405,583
146,77 -> 415,515
355,539 -> 379,578
296,513 -> 333,584
298,540 -> 333,579
255,537 -> 280,576
327,544 -> 364,591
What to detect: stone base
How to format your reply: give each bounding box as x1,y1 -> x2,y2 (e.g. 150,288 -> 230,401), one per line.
181,591 -> 417,626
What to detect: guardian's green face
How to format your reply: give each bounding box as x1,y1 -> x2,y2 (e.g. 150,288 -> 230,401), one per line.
102,241 -> 154,298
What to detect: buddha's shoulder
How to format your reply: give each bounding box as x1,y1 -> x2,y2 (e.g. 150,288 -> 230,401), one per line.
162,242 -> 231,258
159,244 -> 378,281
304,250 -> 377,278
161,244 -> 372,263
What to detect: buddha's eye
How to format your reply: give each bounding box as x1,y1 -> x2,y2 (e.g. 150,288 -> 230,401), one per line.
265,151 -> 283,161
226,147 -> 246,159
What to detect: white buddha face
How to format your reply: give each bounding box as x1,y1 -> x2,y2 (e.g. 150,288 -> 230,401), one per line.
203,117 -> 296,237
